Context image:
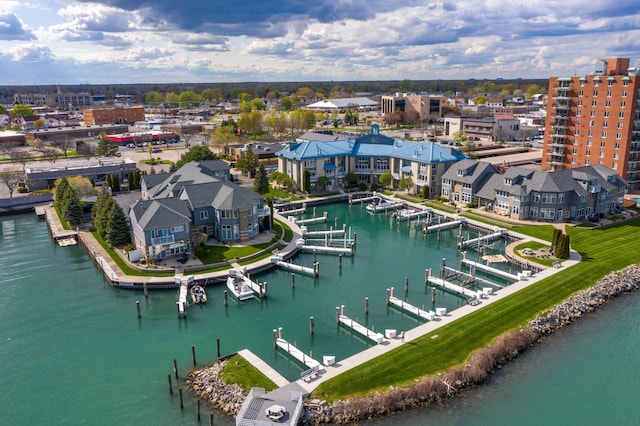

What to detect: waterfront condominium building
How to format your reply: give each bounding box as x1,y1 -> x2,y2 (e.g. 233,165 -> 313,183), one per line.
542,58 -> 640,189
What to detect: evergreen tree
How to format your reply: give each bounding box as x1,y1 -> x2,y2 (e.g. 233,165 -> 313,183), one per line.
127,172 -> 134,190
91,189 -> 115,238
236,145 -> 259,177
106,174 -> 113,190
105,203 -> 131,246
302,170 -> 311,193
551,228 -> 561,253
111,175 -> 121,192
253,164 -> 269,194
556,233 -> 570,260
421,185 -> 430,199
54,177 -> 72,213
96,136 -> 121,157
65,191 -> 83,226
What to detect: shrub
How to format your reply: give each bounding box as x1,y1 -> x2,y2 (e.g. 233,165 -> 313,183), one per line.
357,183 -> 367,191
467,202 -> 478,208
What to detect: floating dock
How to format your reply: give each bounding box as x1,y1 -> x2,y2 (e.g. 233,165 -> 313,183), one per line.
289,211 -> 328,225
423,217 -> 466,233
275,337 -> 322,370
335,306 -> 385,344
460,228 -> 507,248
271,257 -> 318,276
175,274 -> 194,317
299,243 -> 354,256
387,294 -> 437,320
427,275 -> 479,300
302,225 -> 346,238
460,252 -> 520,282
394,208 -> 432,222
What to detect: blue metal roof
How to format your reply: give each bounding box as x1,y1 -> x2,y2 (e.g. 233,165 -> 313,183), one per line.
276,127 -> 467,164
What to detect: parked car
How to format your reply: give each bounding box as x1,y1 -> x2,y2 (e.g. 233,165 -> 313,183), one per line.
126,143 -> 136,149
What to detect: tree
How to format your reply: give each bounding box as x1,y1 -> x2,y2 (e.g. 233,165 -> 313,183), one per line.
48,136 -> 74,159
178,91 -> 200,108
111,174 -> 121,192
10,104 -> 33,116
0,172 -> 23,198
317,176 -> 330,191
302,170 -> 311,193
421,185 -> 430,199
105,203 -> 131,246
173,145 -> 216,170
75,140 -> 96,159
96,136 -> 121,157
235,145 -> 259,177
253,164 -> 269,194
145,91 -> 164,105
345,172 -> 358,188
379,172 -> 393,188
91,189 -> 115,238
64,191 -> 83,226
67,176 -> 96,198
54,177 -> 72,211
399,177 -> 413,192
200,87 -> 224,103
280,96 -> 293,111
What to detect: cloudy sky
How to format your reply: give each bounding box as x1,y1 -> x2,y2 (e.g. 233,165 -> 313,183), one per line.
1,0 -> 639,85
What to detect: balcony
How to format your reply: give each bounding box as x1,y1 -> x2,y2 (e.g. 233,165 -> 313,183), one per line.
151,235 -> 175,246
587,184 -> 602,193
549,159 -> 564,166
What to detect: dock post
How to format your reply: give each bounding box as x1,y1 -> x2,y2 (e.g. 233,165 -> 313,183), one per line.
440,258 -> 446,278
263,282 -> 268,295
386,288 -> 390,304
197,399 -> 201,422
273,329 -> 278,347
341,304 -> 345,316
216,337 -> 220,358
354,233 -> 357,245
336,307 -> 340,324
291,273 -> 295,288
437,227 -> 441,241
209,414 -> 214,426
391,287 -> 395,298
314,261 -> 319,276
339,254 -> 342,268
192,345 -> 197,366
324,211 -> 328,221
143,282 -> 148,298
136,300 -> 141,318
335,216 -> 339,227
176,301 -> 181,317
365,297 -> 369,314
313,206 -> 316,216
168,374 -> 173,394
310,316 -> 314,335
405,276 -> 409,293
173,358 -> 179,379
179,388 -> 184,409
278,327 -> 283,339
313,249 -> 317,264
223,290 -> 228,306
432,288 -> 436,304
425,269 -> 428,285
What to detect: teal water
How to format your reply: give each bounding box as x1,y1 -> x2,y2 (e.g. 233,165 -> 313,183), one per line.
2,206 -> 635,425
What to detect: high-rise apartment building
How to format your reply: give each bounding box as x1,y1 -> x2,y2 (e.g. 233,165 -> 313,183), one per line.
542,58 -> 640,189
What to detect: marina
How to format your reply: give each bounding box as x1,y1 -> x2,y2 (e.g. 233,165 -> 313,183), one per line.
365,195 -> 406,213
226,269 -> 258,300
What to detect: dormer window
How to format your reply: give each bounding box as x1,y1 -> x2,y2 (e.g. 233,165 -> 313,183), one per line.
504,178 -> 512,186
457,170 -> 466,177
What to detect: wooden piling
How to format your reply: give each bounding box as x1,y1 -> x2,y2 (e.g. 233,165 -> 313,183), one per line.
336,306 -> 340,324
179,388 -> 184,409
425,268 -> 428,285
365,297 -> 369,314
209,413 -> 214,426
136,300 -> 141,318
386,288 -> 390,304
314,261 -> 319,276
404,275 -> 409,293
192,345 -> 197,366
168,374 -> 173,394
339,254 -> 342,268
223,290 -> 228,306
291,273 -> 295,288
310,316 -> 314,335
197,399 -> 201,422
440,258 -> 446,278
432,287 -> 436,304
313,249 -> 317,264
273,329 -> 278,347
143,282 -> 148,298
334,216 -> 338,227
216,337 -> 220,358
173,358 -> 179,379
278,327 -> 283,339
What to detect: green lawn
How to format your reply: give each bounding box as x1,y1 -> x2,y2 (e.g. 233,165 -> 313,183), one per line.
263,186 -> 302,201
313,218 -> 640,401
221,354 -> 278,393
193,240 -> 275,263
513,241 -> 555,267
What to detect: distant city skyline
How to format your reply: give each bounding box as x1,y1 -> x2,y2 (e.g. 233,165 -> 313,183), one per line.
1,0 -> 639,85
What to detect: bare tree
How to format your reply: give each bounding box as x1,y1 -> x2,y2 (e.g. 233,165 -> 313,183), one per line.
0,172 -> 24,198
49,135 -> 75,158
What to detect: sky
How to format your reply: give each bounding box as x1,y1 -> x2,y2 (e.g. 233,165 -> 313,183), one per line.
1,0 -> 640,85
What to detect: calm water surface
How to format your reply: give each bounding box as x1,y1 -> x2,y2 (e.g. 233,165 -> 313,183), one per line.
1,206 -> 637,425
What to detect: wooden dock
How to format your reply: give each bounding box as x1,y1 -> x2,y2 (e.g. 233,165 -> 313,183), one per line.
275,338 -> 322,370
388,295 -> 437,321
427,276 -> 480,300
460,253 -> 519,281
337,314 -> 385,344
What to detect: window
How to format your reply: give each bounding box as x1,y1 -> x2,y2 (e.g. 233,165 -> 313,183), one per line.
574,129 -> 579,136
586,149 -> 591,156
615,142 -> 620,149
170,225 -> 184,233
608,80 -> 614,86
622,90 -> 627,97
618,122 -> 623,129
601,131 -> 607,137
619,111 -> 625,118
600,141 -> 606,148
590,110 -> 596,117
613,153 -> 619,159
588,130 -> 593,136
599,151 -> 605,158
558,193 -> 565,203
594,79 -> 599,86
592,100 -> 597,106
613,163 -> 618,170
589,120 -> 594,127
221,210 -> 230,218
603,121 -> 608,128
605,100 -> 611,107
531,192 -> 540,202
578,100 -> 583,106
604,111 -> 610,117
541,193 -> 557,204
587,139 -> 592,146
199,211 -> 208,220
233,210 -> 238,218
578,90 -> 584,96
572,148 -> 577,154
621,101 -> 626,108
585,159 -> 590,165
623,79 -> 629,86
607,90 -> 612,97
571,157 -> 576,164
616,132 -> 622,139
593,90 -> 598,96
576,110 -> 582,116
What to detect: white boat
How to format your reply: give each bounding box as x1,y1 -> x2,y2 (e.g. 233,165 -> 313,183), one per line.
190,285 -> 207,304
365,196 -> 405,213
226,269 -> 255,301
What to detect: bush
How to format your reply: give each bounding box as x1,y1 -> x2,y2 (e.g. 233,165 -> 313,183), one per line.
17,187 -> 28,193
467,202 -> 478,208
357,183 -> 368,191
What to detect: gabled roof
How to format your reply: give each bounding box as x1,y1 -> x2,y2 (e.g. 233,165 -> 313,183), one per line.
306,97 -> 377,109
277,140 -> 353,160
130,198 -> 192,231
147,161 -> 221,198
441,159 -> 498,184
179,181 -> 263,211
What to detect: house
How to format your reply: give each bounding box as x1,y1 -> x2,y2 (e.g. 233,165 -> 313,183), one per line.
276,124 -> 467,195
440,160 -> 499,206
470,163 -> 626,222
130,160 -> 268,261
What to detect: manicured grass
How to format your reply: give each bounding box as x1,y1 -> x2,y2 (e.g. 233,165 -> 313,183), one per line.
221,354 -> 278,393
512,224 -> 557,241
513,241 -> 556,267
313,218 -> 640,401
264,186 -> 302,201
276,219 -> 293,242
193,241 -> 275,263
91,231 -> 175,277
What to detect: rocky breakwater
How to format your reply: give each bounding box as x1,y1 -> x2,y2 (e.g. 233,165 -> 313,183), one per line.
303,263 -> 640,424
530,264 -> 640,334
185,359 -> 246,417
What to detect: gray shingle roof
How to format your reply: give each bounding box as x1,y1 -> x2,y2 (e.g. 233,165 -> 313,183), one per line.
130,198 -> 192,231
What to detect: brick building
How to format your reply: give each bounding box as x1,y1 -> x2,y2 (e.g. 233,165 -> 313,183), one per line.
83,106 -> 145,125
542,58 -> 640,189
